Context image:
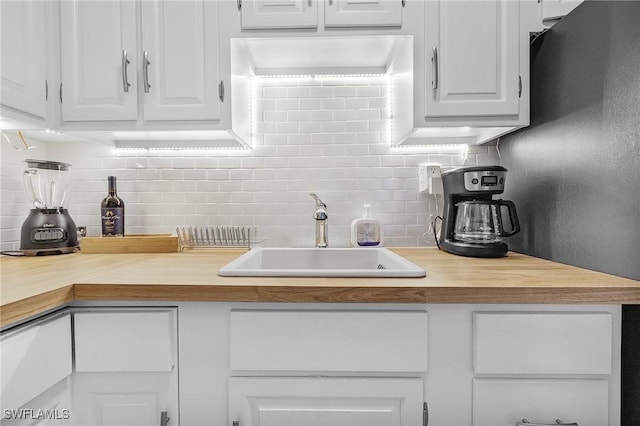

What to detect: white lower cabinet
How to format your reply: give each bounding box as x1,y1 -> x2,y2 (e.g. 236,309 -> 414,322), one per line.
423,305 -> 619,426
229,377 -> 424,426
473,378 -> 609,426
71,308 -> 178,426
0,303 -> 622,426
227,309 -> 428,426
0,311 -> 72,415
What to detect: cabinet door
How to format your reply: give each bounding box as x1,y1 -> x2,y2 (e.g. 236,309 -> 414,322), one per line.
1,312 -> 72,410
0,0 -> 47,119
71,309 -> 178,426
241,0 -> 318,29
60,0 -> 138,121
425,0 -> 519,117
325,0 -> 402,28
141,0 -> 221,121
473,378 -> 609,426
229,377 -> 424,426
542,0 -> 583,20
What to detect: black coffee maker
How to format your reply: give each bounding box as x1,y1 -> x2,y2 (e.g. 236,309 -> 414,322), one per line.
438,165 -> 520,258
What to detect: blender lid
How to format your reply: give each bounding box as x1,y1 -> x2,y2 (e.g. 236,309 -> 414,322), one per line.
25,159 -> 71,171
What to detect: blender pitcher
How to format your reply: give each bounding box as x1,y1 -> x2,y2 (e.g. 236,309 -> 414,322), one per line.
23,159 -> 72,209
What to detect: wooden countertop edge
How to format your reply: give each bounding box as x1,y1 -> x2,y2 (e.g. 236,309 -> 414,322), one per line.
3,283 -> 639,328
72,283 -> 640,304
0,285 -> 75,327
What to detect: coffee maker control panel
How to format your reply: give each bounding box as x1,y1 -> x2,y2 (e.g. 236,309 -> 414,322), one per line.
463,170 -> 505,192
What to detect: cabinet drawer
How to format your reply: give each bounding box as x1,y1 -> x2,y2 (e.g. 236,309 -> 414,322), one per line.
230,309 -> 428,372
473,378 -> 609,426
74,309 -> 176,372
473,312 -> 612,374
1,312 -> 72,409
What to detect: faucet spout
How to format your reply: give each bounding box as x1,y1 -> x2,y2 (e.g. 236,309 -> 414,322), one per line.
310,193 -> 328,248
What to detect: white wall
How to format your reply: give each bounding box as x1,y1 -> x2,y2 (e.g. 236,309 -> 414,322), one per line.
1,76 -> 499,252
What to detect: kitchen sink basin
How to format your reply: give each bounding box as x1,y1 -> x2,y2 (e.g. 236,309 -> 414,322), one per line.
217,247 -> 426,278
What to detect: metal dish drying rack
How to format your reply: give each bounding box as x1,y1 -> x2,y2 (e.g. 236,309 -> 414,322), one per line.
176,226 -> 258,251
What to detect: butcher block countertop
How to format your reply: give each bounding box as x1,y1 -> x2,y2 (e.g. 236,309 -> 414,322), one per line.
1,248 -> 639,327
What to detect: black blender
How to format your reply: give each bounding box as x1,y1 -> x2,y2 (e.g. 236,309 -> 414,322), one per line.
438,165 -> 520,258
20,159 -> 78,256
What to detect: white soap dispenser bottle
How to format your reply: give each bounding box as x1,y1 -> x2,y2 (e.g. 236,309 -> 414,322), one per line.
350,204 -> 383,247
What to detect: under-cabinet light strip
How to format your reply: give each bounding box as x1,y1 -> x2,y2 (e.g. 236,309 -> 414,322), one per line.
390,144 -> 469,154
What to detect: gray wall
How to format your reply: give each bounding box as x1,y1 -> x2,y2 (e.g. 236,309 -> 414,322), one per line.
500,0 -> 640,281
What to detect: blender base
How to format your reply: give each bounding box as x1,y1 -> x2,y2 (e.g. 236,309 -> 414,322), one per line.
20,209 -> 79,256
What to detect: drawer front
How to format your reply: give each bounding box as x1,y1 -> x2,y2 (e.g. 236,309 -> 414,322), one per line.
473,312 -> 612,374
229,377 -> 424,426
1,312 -> 72,409
473,378 -> 609,426
74,309 -> 176,372
230,309 -> 428,372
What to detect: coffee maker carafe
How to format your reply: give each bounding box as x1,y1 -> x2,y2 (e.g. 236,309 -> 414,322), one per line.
438,166 -> 519,258
20,159 -> 78,256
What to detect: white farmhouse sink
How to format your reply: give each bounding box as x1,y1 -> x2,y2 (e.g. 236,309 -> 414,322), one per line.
217,247 -> 426,278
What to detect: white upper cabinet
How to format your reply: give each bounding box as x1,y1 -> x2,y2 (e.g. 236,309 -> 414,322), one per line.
425,0 -> 520,118
240,0 -> 403,30
60,0 -> 138,121
542,0 -> 583,21
141,0 -> 220,121
1,0 -> 48,119
60,0 -> 221,123
241,0 -> 319,29
324,0 -> 403,28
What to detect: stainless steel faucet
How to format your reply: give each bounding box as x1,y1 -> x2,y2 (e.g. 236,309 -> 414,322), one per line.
310,193 -> 328,248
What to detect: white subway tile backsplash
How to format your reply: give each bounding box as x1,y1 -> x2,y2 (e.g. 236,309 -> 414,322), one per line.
0,77 -> 498,251
299,98 -> 322,110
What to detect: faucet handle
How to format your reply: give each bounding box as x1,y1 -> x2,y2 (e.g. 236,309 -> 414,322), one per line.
309,193 -> 326,208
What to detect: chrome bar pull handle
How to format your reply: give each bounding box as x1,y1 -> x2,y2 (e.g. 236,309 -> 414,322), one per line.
431,47 -> 439,90
143,50 -> 151,93
122,49 -> 131,93
423,402 -> 429,426
219,80 -> 225,102
516,419 -> 578,426
160,411 -> 170,426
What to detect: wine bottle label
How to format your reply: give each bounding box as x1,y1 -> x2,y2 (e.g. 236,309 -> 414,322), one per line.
101,207 -> 124,236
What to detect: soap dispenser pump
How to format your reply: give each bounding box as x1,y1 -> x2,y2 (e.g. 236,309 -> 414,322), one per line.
350,204 -> 383,247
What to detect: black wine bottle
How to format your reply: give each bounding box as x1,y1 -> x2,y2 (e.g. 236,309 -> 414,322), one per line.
101,176 -> 125,237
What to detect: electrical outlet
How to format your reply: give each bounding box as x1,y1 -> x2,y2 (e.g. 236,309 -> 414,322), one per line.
418,164 -> 442,194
